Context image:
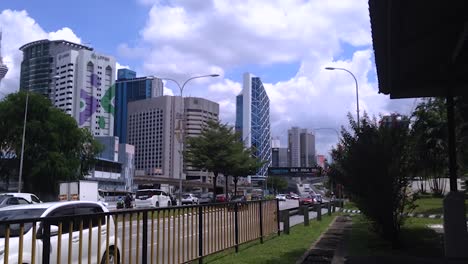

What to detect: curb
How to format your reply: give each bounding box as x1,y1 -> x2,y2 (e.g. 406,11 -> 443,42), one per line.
338,208 -> 465,219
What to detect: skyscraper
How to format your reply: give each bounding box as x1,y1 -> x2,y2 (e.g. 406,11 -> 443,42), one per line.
19,39 -> 116,136
127,96 -> 219,187
288,127 -> 316,167
236,73 -> 271,180
19,39 -> 92,98
0,32 -> 8,85
184,97 -> 219,183
114,69 -> 164,144
53,48 -> 116,136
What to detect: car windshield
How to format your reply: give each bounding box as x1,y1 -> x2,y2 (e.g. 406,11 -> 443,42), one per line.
200,193 -> 210,198
182,194 -> 191,199
300,194 -> 310,198
136,190 -> 161,199
0,195 -> 13,203
0,208 -> 46,238
231,196 -> 244,200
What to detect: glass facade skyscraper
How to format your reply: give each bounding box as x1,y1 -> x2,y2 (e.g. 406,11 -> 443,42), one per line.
114,69 -> 163,143
236,73 -> 271,180
19,39 -> 93,99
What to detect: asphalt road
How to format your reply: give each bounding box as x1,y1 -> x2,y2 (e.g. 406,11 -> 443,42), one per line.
100,199 -> 302,263
110,201 -> 279,264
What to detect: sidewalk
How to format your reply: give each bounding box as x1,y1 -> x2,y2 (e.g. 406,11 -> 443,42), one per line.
297,215 -> 352,264
298,215 -> 468,264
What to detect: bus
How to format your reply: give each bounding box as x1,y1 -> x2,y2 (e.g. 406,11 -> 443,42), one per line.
98,189 -> 133,202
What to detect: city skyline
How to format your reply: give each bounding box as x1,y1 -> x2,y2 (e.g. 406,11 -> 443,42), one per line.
0,0 -> 416,157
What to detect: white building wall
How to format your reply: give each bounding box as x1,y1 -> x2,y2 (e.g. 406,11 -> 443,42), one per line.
74,50 -> 116,136
242,72 -> 252,147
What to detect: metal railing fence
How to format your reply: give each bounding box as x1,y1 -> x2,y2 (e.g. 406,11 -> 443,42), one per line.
0,199 -> 279,264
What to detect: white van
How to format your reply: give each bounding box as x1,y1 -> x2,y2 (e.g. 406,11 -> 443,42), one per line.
135,189 -> 172,208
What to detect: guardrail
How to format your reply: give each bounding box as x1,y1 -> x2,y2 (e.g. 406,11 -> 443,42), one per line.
0,199 -> 279,264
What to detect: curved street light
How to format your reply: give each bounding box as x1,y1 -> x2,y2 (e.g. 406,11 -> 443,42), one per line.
325,67 -> 360,129
149,74 -> 220,203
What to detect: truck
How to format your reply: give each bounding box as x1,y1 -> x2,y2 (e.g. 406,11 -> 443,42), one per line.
58,180 -> 100,202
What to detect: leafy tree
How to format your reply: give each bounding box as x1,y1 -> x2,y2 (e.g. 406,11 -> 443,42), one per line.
225,140 -> 263,195
329,113 -> 415,247
184,120 -> 238,194
0,92 -> 102,199
267,176 -> 288,194
409,98 -> 448,195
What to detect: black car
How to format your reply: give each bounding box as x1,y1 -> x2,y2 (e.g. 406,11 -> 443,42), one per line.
169,193 -> 177,206
228,195 -> 247,210
198,192 -> 214,204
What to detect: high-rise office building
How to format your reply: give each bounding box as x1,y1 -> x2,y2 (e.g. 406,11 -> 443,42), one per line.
20,39 -> 116,136
127,96 -> 219,186
271,138 -> 289,167
115,69 -> 164,144
0,32 -> 8,85
53,49 -> 116,136
288,127 -> 316,167
236,73 -> 271,180
19,39 -> 92,98
184,97 -> 219,183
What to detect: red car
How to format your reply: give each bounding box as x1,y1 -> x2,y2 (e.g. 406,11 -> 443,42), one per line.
298,194 -> 316,206
215,194 -> 228,203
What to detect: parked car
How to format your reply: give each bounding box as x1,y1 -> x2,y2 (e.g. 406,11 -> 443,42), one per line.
215,194 -> 229,203
0,194 -> 31,208
135,189 -> 172,208
0,201 -> 121,263
275,194 -> 287,201
298,194 -> 315,206
2,192 -> 42,204
228,195 -> 247,210
198,192 -> 214,204
290,193 -> 300,200
181,193 -> 199,205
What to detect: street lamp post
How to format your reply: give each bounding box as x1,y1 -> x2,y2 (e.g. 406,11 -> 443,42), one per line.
325,67 -> 360,129
153,74 -> 219,203
17,91 -> 29,193
18,75 -> 60,193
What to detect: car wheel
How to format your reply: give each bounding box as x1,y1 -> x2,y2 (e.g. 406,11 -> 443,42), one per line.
100,248 -> 120,264
168,201 -> 171,207
155,201 -> 159,207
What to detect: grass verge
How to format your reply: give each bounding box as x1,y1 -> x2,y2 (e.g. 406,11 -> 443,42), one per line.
348,215 -> 444,258
205,214 -> 336,264
413,196 -> 468,215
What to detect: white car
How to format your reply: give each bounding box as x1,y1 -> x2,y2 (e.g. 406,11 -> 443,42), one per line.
2,193 -> 42,204
134,189 -> 172,208
181,193 -> 199,205
276,194 -> 287,201
0,201 -> 120,263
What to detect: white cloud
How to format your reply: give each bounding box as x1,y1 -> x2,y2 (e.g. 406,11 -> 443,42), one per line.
118,0 -> 413,156
48,27 -> 81,43
0,10 -> 81,97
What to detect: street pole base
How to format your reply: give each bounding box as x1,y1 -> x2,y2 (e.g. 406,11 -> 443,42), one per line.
443,191 -> 468,258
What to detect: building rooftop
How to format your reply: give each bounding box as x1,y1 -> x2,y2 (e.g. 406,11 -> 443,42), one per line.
19,39 -> 93,51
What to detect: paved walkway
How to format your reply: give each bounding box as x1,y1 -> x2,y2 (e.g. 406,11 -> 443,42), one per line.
298,215 -> 468,264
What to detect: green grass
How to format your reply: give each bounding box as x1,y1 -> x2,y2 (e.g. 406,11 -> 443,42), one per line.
343,201 -> 358,210
412,196 -> 468,215
348,215 -> 444,258
205,214 -> 337,264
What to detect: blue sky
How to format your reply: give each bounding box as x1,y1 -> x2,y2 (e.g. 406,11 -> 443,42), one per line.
0,0 -> 413,156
